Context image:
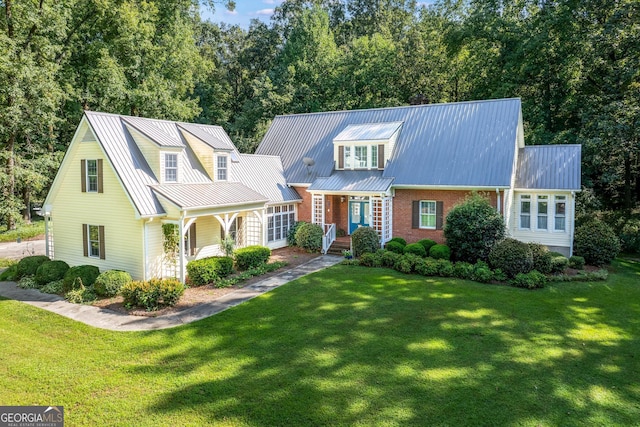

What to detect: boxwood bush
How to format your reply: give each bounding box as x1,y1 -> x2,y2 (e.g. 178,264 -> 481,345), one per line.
574,219 -> 621,266
569,255 -> 585,270
287,221 -> 305,246
385,240 -> 406,254
94,270 -> 133,297
63,265 -> 100,293
417,239 -> 437,253
35,260 -> 70,287
388,237 -> 407,246
121,278 -> 185,311
511,270 -> 548,289
528,243 -> 553,274
16,255 -> 50,279
294,222 -> 324,252
187,256 -> 234,286
351,226 -> 379,257
488,238 -> 533,278
550,256 -> 569,274
429,244 -> 451,260
359,250 -> 384,267
235,245 -> 271,270
444,193 -> 505,262
404,243 -> 427,257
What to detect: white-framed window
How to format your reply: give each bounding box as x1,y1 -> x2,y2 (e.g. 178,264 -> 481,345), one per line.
555,196 -> 566,231
537,195 -> 548,230
343,144 -> 379,169
164,153 -> 177,182
86,159 -> 98,192
520,195 -> 531,229
217,155 -> 227,181
267,204 -> 296,243
420,200 -> 436,229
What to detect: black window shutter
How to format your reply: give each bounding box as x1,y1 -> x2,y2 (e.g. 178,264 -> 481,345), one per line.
81,160 -> 87,192
99,225 -> 105,259
338,146 -> 344,169
436,201 -> 444,230
97,159 -> 104,193
82,224 -> 88,257
378,144 -> 385,169
412,201 -> 419,229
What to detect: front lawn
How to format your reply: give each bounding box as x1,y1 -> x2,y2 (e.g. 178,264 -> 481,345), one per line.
0,220 -> 45,242
1,260 -> 639,426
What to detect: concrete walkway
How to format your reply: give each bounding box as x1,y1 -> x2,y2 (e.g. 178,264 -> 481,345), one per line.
0,255 -> 342,332
0,238 -> 45,260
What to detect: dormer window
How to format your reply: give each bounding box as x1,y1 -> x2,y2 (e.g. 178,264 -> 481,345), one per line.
344,145 -> 379,169
217,155 -> 227,181
333,121 -> 402,171
165,153 -> 178,182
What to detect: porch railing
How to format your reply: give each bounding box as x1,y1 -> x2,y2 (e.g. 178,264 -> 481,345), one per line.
322,223 -> 336,254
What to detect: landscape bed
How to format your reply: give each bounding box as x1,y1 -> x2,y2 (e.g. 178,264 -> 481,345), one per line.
0,260 -> 639,426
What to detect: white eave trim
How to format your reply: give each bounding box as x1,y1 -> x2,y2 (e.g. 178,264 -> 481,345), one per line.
513,188 -> 581,193
288,183 -> 311,187
392,184 -> 511,191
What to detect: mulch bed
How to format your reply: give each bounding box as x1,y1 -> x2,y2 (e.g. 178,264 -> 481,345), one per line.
91,247 -> 320,317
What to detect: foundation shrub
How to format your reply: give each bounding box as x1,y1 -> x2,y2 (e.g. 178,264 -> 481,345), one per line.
381,250 -> 402,268
235,245 -> 271,270
429,244 -> 451,260
415,257 -> 439,276
351,226 -> 379,257
574,219 -> 621,266
569,255 -> 585,270
63,265 -> 100,293
187,256 -> 234,286
295,222 -> 324,252
453,261 -> 474,280
121,278 -> 185,311
417,239 -> 437,253
404,243 -> 427,257
550,256 -> 569,274
16,255 -> 50,279
94,270 -> 132,297
488,238 -> 533,278
388,237 -> 407,246
385,241 -> 405,254
472,261 -> 494,283
436,259 -> 454,277
359,250 -> 384,267
287,221 -> 305,246
511,270 -> 548,289
35,260 -> 69,287
528,243 -> 553,274
444,193 -> 506,262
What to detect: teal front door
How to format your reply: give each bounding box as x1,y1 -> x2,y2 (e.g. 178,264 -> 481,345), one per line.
349,200 -> 370,234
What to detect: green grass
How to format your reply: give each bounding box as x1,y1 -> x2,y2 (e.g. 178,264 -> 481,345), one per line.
0,258 -> 17,268
0,220 -> 45,242
1,260 -> 639,426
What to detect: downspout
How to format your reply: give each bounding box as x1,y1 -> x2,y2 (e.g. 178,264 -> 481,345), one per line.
569,191 -> 575,256
496,188 -> 501,215
143,218 -> 153,281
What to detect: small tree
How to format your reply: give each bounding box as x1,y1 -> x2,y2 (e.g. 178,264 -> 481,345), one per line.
444,193 -> 505,262
574,219 -> 621,266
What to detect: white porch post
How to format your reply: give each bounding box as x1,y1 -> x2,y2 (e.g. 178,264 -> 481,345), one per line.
178,216 -> 185,284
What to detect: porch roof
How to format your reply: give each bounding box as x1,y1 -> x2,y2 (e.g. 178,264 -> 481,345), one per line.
308,170 -> 394,193
151,182 -> 268,210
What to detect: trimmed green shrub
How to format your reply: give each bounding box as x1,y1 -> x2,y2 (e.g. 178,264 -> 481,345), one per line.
287,221 -> 306,246
63,265 -> 100,293
359,250 -> 383,267
429,244 -> 451,260
295,222 -> 324,252
444,193 -> 506,262
389,237 -> 407,246
94,270 -> 132,297
472,261 -> 494,283
528,243 -> 553,274
550,256 -> 569,274
16,255 -> 50,279
352,226 -> 380,257
574,219 -> 621,266
417,239 -> 437,253
436,259 -> 454,277
404,243 -> 427,257
0,265 -> 18,281
385,241 -> 405,254
569,255 -> 585,270
453,261 -> 474,280
121,278 -> 185,311
493,268 -> 508,282
393,255 -> 414,274
511,270 -> 547,289
35,260 -> 70,287
65,285 -> 96,304
415,257 -> 439,276
551,269 -> 608,282
381,250 -> 402,268
235,245 -> 271,270
187,256 -> 234,286
488,238 -> 533,278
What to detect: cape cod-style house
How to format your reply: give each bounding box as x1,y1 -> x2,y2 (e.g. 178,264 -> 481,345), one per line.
44,98 -> 581,282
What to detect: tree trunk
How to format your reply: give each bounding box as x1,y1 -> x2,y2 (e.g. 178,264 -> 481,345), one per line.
4,133 -> 16,230
624,152 -> 632,213
22,186 -> 31,223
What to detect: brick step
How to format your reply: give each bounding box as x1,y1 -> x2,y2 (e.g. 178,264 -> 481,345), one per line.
326,240 -> 351,256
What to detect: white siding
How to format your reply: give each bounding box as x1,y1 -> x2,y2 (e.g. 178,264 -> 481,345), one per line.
145,220 -> 164,280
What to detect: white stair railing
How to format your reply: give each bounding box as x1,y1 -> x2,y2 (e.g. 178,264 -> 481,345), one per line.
322,223 -> 336,254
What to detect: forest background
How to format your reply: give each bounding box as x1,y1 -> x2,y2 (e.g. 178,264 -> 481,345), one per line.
1,0 -> 638,241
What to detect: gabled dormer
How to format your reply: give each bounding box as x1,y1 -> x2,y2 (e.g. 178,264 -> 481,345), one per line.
333,122 -> 403,171
178,123 -> 239,182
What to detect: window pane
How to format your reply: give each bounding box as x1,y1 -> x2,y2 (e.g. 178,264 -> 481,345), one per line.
555,217 -> 565,231
556,201 -> 566,216
355,146 -> 367,168
538,201 -> 548,215
267,217 -> 274,242
420,201 -> 436,228
538,216 -> 548,229
371,145 -> 377,167
165,154 -> 177,182
88,225 -> 100,258
87,160 -> 98,192
521,201 -> 530,214
520,215 -> 531,229
344,146 -> 352,168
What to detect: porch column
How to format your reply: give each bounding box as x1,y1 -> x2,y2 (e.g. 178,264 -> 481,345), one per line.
178,218 -> 185,284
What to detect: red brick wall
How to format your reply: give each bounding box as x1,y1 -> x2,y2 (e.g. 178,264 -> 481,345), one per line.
392,189 -> 498,244
294,186 -> 312,222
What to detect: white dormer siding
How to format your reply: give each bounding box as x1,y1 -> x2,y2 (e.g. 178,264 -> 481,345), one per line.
181,130 -> 215,180
333,122 -> 402,171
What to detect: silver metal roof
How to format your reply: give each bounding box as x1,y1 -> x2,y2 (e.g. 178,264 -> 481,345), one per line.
256,98 -> 523,187
178,122 -> 235,151
333,121 -> 403,142
232,154 -> 302,203
122,116 -> 183,147
85,111 -> 166,216
515,145 -> 581,190
308,170 -> 394,193
152,182 -> 268,209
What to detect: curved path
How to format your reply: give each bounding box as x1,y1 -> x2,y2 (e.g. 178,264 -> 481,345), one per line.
0,255 -> 342,332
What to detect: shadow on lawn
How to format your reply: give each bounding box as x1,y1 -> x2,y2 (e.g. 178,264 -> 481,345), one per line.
133,261 -> 640,425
